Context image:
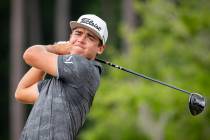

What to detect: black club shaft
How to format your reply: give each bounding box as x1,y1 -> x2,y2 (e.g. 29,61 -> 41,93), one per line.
96,58 -> 192,95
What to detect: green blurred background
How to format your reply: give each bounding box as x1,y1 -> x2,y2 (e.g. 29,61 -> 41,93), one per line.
0,0 -> 210,139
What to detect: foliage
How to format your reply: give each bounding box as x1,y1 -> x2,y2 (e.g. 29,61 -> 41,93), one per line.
79,0 -> 210,139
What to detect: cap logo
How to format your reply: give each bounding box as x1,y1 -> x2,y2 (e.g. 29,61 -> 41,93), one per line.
80,18 -> 101,32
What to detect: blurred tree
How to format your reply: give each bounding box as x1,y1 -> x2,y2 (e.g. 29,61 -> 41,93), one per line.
78,0 -> 210,139
121,0 -> 137,55
9,0 -> 25,140
27,0 -> 42,44
54,0 -> 71,41
0,0 -> 10,139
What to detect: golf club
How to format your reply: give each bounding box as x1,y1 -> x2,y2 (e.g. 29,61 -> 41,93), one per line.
96,58 -> 206,116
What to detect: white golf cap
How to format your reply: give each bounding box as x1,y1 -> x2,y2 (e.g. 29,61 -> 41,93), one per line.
70,14 -> 108,45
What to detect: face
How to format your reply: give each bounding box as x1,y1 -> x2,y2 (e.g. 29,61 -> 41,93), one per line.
69,27 -> 105,60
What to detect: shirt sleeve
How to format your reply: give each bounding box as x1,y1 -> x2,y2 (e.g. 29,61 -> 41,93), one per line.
37,80 -> 48,93
57,54 -> 94,87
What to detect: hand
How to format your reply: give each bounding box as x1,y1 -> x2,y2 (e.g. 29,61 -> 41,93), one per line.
53,41 -> 72,55
47,41 -> 72,55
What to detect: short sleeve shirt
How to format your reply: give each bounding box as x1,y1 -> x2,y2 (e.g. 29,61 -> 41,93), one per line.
19,55 -> 102,140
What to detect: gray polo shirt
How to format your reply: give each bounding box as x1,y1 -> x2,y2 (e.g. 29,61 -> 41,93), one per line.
20,54 -> 102,140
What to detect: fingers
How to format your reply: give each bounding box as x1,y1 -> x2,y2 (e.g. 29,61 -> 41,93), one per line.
56,41 -> 69,44
54,41 -> 72,55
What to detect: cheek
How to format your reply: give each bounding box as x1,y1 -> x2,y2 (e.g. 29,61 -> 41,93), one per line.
69,38 -> 75,44
89,45 -> 98,53
69,35 -> 78,44
85,46 -> 98,56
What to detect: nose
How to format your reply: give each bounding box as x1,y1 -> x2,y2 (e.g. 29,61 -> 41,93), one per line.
77,34 -> 86,43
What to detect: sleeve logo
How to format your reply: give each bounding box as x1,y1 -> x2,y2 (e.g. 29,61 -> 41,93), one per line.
64,56 -> 73,64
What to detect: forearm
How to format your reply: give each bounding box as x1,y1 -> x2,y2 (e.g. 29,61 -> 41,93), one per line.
45,44 -> 59,54
23,42 -> 71,76
46,41 -> 71,55
24,42 -> 71,64
15,67 -> 45,104
23,45 -> 58,74
16,67 -> 45,90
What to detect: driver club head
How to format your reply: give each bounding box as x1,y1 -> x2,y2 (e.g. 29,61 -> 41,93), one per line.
189,93 -> 206,116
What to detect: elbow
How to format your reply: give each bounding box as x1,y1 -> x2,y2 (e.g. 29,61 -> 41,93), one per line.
23,45 -> 40,65
14,90 -> 34,104
23,47 -> 35,65
15,91 -> 22,102
23,47 -> 32,65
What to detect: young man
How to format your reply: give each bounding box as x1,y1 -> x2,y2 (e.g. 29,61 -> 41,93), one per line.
15,14 -> 108,140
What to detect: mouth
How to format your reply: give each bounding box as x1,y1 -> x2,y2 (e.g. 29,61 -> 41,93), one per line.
74,45 -> 85,49
70,45 -> 85,54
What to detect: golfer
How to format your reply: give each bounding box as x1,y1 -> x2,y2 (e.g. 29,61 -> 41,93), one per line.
15,14 -> 108,140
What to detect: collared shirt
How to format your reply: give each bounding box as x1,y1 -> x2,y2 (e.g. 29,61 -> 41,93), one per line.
20,55 -> 102,140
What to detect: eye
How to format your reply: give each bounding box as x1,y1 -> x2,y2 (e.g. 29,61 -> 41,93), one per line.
87,34 -> 97,42
88,36 -> 95,41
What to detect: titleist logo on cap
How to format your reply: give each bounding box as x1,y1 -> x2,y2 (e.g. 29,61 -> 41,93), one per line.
80,18 -> 101,31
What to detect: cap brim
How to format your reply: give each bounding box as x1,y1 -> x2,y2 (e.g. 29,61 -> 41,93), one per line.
70,21 -> 102,42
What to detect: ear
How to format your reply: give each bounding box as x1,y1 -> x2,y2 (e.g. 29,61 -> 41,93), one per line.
97,45 -> 107,55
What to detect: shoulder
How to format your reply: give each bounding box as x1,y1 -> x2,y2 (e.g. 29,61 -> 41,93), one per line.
90,59 -> 103,75
58,54 -> 88,65
57,55 -> 101,80
59,54 -> 101,70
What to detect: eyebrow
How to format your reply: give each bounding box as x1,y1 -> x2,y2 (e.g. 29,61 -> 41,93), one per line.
72,28 -> 99,42
73,29 -> 82,33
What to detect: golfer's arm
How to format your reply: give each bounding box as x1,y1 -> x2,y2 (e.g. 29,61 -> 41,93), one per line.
23,45 -> 58,77
15,67 -> 45,104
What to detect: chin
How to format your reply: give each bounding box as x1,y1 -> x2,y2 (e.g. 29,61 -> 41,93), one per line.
71,50 -> 84,55
71,51 -> 95,60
